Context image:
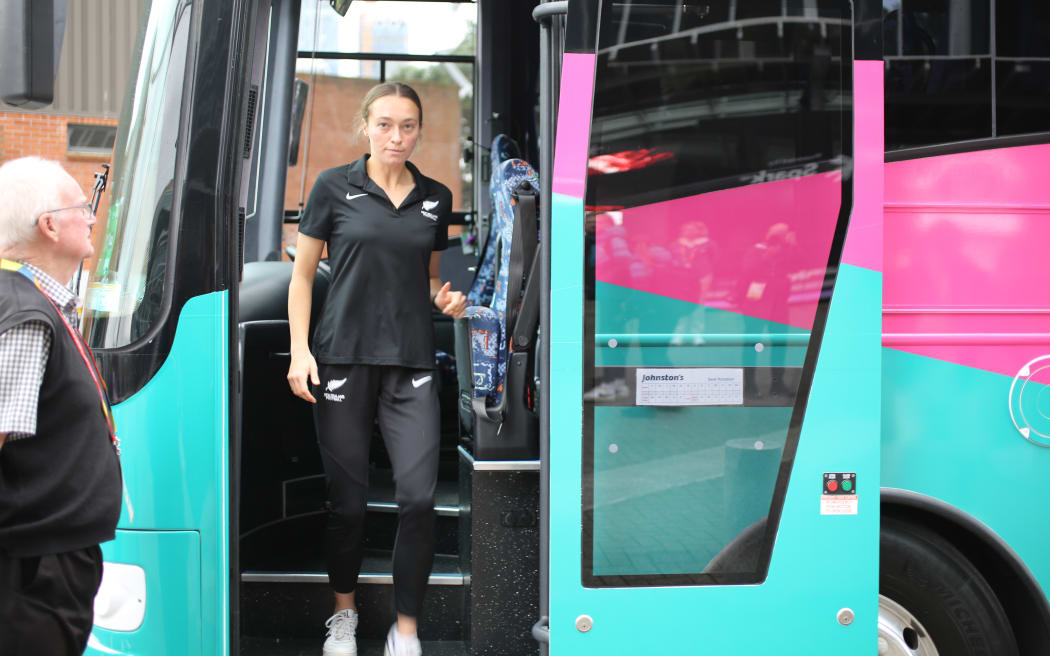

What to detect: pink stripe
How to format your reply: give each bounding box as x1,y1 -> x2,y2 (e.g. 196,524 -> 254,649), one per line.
552,54 -> 595,199
841,60 -> 884,272
887,143 -> 1050,204
595,173 -> 841,330
885,143 -> 1050,376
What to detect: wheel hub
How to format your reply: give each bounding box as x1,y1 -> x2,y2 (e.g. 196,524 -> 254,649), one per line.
878,594 -> 938,656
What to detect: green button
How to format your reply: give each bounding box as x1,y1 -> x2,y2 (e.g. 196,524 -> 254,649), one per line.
842,480 -> 853,492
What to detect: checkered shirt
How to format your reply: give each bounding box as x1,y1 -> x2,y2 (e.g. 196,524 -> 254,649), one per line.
0,262 -> 80,440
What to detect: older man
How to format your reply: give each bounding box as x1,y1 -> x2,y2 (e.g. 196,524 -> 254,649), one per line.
0,157 -> 122,655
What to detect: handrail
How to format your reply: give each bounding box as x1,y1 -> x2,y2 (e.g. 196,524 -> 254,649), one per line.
595,333 -> 811,347
533,1 -> 568,22
532,616 -> 551,643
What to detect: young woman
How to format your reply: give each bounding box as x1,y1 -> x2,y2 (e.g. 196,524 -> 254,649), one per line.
286,82 -> 466,656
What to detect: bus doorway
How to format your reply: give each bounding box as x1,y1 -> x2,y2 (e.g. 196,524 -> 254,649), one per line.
233,1 -> 542,654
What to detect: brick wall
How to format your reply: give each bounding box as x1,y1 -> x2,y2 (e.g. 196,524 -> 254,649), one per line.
282,76 -> 466,258
0,112 -> 117,266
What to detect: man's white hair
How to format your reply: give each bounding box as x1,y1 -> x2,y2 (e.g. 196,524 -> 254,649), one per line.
0,157 -> 70,253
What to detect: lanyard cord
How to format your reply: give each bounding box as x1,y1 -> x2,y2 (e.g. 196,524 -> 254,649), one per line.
3,260 -> 120,454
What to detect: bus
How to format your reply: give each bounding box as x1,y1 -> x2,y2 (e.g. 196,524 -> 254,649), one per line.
2,0 -> 1048,654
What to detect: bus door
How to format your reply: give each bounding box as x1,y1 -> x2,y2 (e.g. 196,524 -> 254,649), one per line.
547,1 -> 880,651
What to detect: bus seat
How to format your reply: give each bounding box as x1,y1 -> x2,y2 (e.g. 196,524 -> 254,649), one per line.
465,157 -> 539,404
456,154 -> 540,460
467,134 -> 523,308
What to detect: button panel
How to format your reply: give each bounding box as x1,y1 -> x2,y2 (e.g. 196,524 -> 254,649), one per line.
823,472 -> 856,495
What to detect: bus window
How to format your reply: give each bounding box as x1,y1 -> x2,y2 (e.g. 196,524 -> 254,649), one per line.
995,0 -> 1050,136
82,0 -> 193,349
885,0 -> 1050,151
285,1 -> 475,254
583,0 -> 850,586
884,0 -> 991,150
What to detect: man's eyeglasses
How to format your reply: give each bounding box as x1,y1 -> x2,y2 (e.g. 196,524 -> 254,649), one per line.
34,202 -> 94,226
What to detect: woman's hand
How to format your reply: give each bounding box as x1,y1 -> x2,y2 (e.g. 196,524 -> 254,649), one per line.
434,281 -> 467,319
287,349 -> 320,403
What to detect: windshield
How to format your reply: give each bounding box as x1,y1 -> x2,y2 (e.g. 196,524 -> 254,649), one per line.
82,0 -> 193,349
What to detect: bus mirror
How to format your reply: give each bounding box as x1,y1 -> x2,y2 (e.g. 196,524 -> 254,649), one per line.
288,79 -> 308,167
0,0 -> 68,109
329,0 -> 352,17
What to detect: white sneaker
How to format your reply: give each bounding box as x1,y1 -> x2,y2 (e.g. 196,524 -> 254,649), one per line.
383,623 -> 422,656
322,609 -> 358,656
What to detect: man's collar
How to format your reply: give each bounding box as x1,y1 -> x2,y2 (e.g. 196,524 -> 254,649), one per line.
16,260 -> 79,313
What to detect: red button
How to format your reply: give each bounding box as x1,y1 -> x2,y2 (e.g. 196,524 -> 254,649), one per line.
827,480 -> 839,492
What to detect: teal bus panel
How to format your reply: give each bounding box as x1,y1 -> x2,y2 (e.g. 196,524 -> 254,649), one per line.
550,236 -> 882,652
883,348 -> 1050,598
87,529 -> 202,656
99,291 -> 229,655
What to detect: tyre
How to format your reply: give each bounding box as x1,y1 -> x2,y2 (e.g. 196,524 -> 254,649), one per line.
879,517 -> 1018,656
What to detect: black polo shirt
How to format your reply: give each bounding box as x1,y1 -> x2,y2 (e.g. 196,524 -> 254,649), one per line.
299,155 -> 451,369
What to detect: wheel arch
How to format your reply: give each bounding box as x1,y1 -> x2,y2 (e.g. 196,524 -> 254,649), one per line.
881,487 -> 1050,654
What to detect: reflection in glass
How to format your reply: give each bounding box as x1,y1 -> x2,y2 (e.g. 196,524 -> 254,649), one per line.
82,0 -> 192,349
884,0 -> 1050,149
583,0 -> 850,586
996,61 -> 1050,137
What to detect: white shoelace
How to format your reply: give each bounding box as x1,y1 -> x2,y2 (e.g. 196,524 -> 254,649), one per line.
325,610 -> 358,642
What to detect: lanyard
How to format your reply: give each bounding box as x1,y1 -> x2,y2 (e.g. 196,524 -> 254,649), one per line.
2,259 -> 120,455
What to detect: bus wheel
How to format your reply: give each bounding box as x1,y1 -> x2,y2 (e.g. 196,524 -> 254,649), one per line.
879,517 -> 1018,656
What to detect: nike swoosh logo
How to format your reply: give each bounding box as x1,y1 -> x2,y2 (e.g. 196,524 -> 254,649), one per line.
346,192 -> 367,200
411,375 -> 432,388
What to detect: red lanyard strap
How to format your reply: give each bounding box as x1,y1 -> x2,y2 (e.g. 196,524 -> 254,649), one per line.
43,295 -> 120,452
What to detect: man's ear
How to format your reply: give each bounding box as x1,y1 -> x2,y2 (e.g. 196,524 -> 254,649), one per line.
36,213 -> 60,243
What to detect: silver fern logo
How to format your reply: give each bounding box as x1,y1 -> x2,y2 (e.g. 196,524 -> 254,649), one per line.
324,377 -> 348,402
421,199 -> 440,220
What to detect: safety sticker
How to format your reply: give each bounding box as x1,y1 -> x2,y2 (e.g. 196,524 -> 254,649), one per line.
821,472 -> 857,515
635,367 -> 743,406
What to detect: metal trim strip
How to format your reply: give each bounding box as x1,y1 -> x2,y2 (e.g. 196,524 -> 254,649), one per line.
241,572 -> 465,586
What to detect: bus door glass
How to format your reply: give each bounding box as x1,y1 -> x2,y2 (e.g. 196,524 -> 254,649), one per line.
549,0 -> 877,650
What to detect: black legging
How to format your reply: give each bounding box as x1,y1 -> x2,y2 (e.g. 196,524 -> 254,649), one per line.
313,363 -> 439,617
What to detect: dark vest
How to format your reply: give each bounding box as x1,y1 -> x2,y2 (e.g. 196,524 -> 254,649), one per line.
0,269 -> 122,556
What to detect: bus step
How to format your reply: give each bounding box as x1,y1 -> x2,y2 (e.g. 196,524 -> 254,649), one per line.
242,551 -> 464,585
275,471 -> 460,518
241,509 -> 459,569
367,474 -> 460,516
241,553 -> 466,641
240,637 -> 468,656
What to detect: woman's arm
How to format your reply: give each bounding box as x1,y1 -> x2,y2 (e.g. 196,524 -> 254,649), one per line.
429,252 -> 467,319
287,234 -> 326,402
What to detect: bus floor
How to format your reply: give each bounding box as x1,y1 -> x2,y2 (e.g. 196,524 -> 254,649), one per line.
240,637 -> 468,655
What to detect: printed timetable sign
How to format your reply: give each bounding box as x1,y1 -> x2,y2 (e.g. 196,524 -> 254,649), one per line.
635,368 -> 744,406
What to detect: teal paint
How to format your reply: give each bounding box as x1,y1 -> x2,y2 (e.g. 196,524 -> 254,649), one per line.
883,347 -> 1050,599
595,281 -> 808,367
86,530 -> 202,655
87,292 -> 229,655
592,405 -> 791,575
550,228 -> 881,653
